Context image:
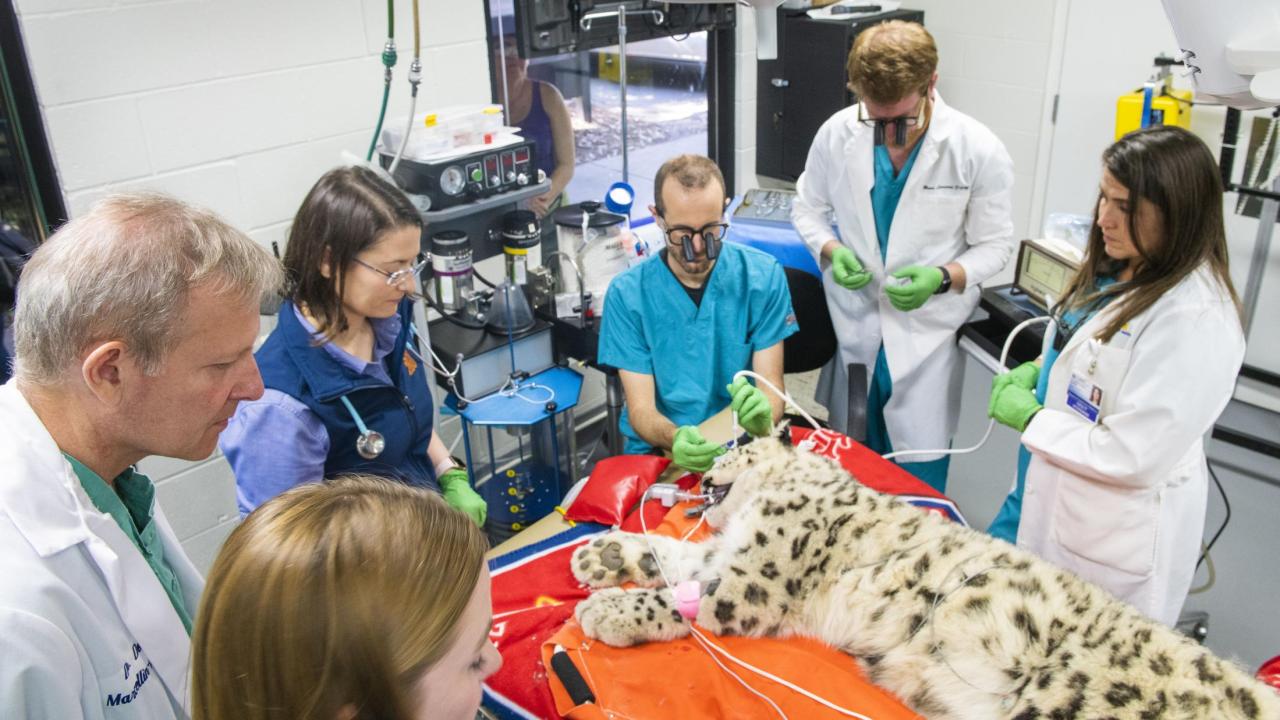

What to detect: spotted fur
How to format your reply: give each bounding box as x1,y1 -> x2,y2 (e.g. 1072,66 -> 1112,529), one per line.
572,432 -> 1280,720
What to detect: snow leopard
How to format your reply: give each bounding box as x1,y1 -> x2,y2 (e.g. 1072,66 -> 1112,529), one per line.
571,429 -> 1279,720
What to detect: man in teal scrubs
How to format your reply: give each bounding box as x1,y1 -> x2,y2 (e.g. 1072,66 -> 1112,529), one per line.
599,154 -> 798,471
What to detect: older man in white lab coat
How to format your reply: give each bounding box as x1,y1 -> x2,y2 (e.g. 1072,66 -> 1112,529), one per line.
0,195 -> 279,718
792,20 -> 1015,492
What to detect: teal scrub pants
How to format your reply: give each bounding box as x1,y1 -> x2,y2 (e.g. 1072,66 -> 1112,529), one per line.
865,344 -> 951,493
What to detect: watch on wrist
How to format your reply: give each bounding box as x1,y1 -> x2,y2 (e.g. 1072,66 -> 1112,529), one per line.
934,266 -> 953,294
435,456 -> 465,477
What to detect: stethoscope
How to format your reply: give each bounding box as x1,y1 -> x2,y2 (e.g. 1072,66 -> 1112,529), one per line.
340,395 -> 386,460
335,322 -> 432,461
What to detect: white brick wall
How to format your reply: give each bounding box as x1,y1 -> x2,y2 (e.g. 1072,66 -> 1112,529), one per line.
141,452 -> 239,572
14,0 -> 493,572
17,0 -> 491,233
890,0 -> 1058,241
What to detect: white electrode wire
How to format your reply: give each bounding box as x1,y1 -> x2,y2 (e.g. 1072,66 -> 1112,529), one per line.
688,626 -> 876,720
633,485 -> 877,720
688,628 -> 789,719
637,484 -> 712,589
671,511 -> 708,585
879,313 -> 1054,461
635,487 -> 787,719
729,313 -> 1054,461
729,371 -> 824,431
681,512 -> 707,542
728,369 -> 848,460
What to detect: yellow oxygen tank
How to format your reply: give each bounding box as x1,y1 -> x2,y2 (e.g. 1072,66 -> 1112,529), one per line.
1115,85 -> 1193,139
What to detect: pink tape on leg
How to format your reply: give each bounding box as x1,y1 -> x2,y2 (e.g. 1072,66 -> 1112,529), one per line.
675,580 -> 701,620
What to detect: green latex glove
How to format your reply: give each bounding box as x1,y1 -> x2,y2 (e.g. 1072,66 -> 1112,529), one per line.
672,425 -> 727,474
988,361 -> 1041,416
884,265 -> 944,312
440,468 -> 487,527
830,246 -> 872,291
989,383 -> 1043,432
727,377 -> 772,437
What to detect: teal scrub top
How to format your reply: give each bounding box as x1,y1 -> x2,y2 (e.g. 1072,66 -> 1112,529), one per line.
871,141 -> 925,262
599,241 -> 799,453
863,140 -> 953,491
64,454 -> 193,633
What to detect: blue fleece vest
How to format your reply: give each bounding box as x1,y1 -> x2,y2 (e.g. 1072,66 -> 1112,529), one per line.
255,300 -> 439,491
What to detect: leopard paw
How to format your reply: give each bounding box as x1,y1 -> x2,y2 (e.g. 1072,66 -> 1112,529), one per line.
576,587 -> 688,647
571,532 -> 665,588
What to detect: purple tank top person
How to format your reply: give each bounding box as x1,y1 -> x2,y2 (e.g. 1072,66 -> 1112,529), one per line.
515,80 -> 556,177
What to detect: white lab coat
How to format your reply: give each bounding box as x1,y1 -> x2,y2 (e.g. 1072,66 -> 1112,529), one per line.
792,96 -> 1016,459
0,382 -> 202,718
1017,266 -> 1244,625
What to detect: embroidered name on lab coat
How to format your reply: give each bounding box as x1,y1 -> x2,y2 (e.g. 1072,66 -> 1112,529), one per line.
105,643 -> 156,707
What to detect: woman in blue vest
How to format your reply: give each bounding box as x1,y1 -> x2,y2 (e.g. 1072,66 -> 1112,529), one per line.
220,166 -> 486,525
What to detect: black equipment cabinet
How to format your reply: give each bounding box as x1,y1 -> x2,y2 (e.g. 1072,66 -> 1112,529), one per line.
511,1 -> 734,58
756,7 -> 925,181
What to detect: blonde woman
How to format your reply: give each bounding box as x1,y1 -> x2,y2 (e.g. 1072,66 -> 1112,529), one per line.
192,475 -> 501,720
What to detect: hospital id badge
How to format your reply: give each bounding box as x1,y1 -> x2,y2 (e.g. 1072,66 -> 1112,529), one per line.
1065,373 -> 1102,423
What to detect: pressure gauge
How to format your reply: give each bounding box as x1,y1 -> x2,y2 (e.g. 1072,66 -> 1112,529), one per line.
440,165 -> 466,196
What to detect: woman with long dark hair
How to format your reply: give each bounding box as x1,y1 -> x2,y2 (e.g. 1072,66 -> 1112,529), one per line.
988,126 -> 1244,625
220,166 -> 486,525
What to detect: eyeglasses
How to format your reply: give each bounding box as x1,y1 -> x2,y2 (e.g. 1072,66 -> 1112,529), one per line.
353,254 -> 428,287
660,221 -> 730,247
855,95 -> 927,130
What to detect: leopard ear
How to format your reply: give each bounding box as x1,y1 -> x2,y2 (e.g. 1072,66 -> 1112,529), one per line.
775,419 -> 793,446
